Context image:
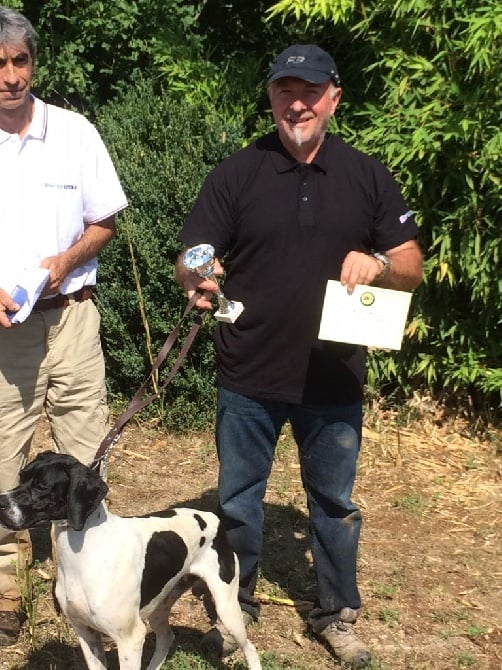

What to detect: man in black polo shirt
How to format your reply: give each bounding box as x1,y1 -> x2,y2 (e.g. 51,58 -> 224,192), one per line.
175,44 -> 423,668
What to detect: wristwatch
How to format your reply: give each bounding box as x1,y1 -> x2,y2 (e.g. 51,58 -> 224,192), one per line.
372,252 -> 391,280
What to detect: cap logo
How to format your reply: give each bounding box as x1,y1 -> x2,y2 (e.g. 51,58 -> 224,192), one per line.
286,56 -> 306,64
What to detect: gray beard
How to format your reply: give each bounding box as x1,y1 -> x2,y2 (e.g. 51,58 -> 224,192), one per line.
293,127 -> 304,146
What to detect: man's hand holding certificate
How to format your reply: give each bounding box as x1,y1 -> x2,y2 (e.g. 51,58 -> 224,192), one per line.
318,280 -> 413,350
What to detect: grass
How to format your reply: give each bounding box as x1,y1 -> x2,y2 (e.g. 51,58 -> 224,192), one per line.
378,608 -> 400,627
392,493 -> 426,515
455,652 -> 476,667
16,557 -> 50,650
430,610 -> 468,626
159,650 -> 392,669
372,582 -> 398,599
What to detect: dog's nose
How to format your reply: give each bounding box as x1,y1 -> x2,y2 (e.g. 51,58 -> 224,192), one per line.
0,494 -> 13,510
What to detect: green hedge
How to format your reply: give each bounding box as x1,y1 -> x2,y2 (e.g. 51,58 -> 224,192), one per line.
95,80 -> 245,431
10,0 -> 501,427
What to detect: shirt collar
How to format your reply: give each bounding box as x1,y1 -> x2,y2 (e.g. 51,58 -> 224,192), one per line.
266,131 -> 330,174
24,95 -> 47,140
0,95 -> 47,145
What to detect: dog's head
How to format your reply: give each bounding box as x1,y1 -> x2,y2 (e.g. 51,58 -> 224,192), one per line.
0,451 -> 108,531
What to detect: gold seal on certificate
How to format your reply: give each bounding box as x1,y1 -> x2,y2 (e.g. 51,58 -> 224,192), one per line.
318,280 -> 412,350
182,243 -> 244,323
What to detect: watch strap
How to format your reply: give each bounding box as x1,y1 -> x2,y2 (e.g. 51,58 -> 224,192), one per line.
372,252 -> 391,280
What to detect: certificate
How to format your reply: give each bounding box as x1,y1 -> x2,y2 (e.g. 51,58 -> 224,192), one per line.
318,281 -> 413,350
6,268 -> 50,324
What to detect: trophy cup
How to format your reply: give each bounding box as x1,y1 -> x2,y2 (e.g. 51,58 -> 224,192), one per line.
182,243 -> 244,323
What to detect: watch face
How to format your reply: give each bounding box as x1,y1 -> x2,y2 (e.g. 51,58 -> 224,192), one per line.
183,243 -> 215,272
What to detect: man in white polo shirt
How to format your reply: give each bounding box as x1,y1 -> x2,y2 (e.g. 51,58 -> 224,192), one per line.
0,6 -> 127,644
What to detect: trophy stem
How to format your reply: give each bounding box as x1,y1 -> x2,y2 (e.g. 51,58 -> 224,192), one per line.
216,294 -> 234,314
182,243 -> 244,323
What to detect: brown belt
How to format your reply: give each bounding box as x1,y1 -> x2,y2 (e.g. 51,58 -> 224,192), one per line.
34,287 -> 93,311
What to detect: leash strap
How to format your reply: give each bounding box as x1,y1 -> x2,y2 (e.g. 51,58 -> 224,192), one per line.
91,292 -> 205,471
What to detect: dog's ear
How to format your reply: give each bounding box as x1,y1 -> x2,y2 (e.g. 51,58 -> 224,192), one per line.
66,463 -> 108,531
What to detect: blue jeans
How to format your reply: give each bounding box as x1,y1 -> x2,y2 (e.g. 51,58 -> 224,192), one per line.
215,386 -> 363,632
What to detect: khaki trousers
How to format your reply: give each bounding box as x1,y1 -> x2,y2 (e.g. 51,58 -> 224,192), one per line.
0,299 -> 109,610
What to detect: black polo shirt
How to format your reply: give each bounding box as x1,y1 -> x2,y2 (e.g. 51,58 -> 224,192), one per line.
179,132 -> 418,404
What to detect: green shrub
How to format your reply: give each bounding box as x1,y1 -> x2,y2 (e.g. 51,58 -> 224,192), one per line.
22,0 -> 206,106
95,79 -> 246,431
268,0 -> 502,418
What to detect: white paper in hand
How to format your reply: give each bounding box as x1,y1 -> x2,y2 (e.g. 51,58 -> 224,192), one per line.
318,280 -> 412,350
7,268 -> 50,324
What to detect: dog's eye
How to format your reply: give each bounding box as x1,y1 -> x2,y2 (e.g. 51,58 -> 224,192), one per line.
32,482 -> 51,493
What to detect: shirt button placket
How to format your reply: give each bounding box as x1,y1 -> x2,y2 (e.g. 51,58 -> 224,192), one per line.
299,169 -> 315,227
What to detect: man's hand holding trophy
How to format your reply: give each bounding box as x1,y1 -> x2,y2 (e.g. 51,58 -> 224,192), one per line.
182,243 -> 244,323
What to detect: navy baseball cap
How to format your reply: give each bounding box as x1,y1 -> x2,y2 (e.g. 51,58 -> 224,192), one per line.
266,44 -> 341,87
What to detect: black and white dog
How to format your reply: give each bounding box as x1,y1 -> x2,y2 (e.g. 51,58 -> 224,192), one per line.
0,451 -> 261,670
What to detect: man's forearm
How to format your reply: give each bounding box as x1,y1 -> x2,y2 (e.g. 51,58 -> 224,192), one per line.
63,217 -> 116,272
376,240 -> 423,291
40,217 -> 116,295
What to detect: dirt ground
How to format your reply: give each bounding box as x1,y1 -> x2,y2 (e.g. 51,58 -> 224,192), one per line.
1,404 -> 500,670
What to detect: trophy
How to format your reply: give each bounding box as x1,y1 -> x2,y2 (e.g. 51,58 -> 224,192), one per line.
182,243 -> 244,323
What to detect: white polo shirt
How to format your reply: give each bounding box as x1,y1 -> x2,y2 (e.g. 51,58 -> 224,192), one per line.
0,96 -> 128,294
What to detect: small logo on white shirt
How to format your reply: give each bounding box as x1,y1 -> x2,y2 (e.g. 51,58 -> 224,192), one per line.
44,183 -> 77,190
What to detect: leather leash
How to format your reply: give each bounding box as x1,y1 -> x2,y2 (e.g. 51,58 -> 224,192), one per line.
90,292 -> 205,474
